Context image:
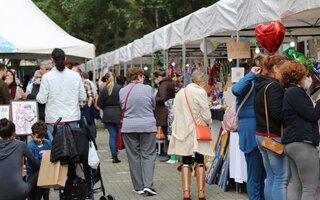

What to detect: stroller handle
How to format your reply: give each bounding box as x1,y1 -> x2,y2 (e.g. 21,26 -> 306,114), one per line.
55,117 -> 63,125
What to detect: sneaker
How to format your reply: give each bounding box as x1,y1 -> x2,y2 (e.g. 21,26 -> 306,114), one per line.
133,189 -> 144,195
159,155 -> 170,162
144,188 -> 157,196
165,159 -> 178,164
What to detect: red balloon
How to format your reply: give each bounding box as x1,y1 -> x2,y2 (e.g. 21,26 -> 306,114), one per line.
255,21 -> 285,55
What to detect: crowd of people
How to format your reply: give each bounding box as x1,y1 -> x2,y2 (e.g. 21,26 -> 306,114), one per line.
233,55 -> 320,200
0,47 -> 320,200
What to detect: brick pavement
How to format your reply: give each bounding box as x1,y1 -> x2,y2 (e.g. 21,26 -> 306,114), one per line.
51,122 -> 248,200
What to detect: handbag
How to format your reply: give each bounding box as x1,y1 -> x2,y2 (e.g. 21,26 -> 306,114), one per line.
156,127 -> 166,140
223,82 -> 254,132
117,83 -> 137,150
88,141 -> 99,169
260,82 -> 284,155
37,150 -> 68,188
184,88 -> 212,141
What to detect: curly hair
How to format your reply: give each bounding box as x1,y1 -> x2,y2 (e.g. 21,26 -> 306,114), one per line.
127,67 -> 144,82
31,121 -> 47,138
278,61 -> 308,88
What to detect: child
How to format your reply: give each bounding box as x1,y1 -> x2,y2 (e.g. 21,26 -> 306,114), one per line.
27,121 -> 51,200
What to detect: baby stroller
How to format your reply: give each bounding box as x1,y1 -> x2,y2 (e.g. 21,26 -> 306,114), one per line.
51,117 -> 115,200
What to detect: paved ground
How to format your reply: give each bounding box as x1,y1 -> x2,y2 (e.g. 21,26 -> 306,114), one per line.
51,122 -> 248,200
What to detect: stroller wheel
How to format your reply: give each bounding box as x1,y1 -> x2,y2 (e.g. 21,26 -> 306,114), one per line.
100,195 -> 115,200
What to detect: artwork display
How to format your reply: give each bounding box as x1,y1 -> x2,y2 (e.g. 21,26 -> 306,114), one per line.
11,100 -> 38,135
0,105 -> 10,120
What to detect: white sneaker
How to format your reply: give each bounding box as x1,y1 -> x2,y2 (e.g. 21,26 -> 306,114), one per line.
144,188 -> 157,196
165,159 -> 178,164
133,189 -> 144,195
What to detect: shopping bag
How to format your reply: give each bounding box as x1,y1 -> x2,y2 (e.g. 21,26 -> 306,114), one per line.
117,130 -> 125,150
88,141 -> 99,169
37,150 -> 68,188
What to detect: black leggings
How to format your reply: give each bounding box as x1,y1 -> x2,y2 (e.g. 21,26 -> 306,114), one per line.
182,153 -> 204,165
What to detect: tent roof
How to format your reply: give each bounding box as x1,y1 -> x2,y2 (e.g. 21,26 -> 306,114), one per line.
0,0 -> 95,62
89,0 -> 320,68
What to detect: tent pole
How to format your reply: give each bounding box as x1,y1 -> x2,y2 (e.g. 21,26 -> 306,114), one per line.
140,58 -> 143,69
236,31 -> 240,68
203,37 -> 208,70
124,62 -> 127,77
84,58 -> 88,72
182,43 -> 186,87
151,54 -> 155,88
151,53 -> 154,72
93,60 -> 96,82
166,50 -> 169,76
163,49 -> 166,75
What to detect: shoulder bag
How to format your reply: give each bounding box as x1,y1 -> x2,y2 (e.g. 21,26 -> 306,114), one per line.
117,83 -> 137,150
260,82 -> 284,155
184,88 -> 212,141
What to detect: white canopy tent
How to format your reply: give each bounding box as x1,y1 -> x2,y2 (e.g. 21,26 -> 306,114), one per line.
88,0 -> 320,72
0,0 -> 95,62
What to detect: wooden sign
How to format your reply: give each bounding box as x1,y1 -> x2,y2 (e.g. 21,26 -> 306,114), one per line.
227,41 -> 251,59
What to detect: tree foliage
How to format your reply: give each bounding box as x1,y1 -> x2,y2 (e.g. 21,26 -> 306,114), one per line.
33,0 -> 218,56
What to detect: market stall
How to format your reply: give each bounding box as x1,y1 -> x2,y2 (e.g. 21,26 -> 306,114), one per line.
0,0 -> 95,63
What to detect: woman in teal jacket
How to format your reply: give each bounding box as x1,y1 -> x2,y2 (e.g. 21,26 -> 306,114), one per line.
231,64 -> 265,200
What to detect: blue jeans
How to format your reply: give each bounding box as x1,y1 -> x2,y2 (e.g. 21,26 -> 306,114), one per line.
104,122 -> 120,157
256,135 -> 290,200
244,147 -> 266,200
47,122 -> 79,142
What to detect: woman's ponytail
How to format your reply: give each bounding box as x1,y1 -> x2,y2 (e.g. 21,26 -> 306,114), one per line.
51,48 -> 65,72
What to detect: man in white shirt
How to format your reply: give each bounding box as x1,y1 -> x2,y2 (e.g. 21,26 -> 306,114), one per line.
36,49 -> 86,141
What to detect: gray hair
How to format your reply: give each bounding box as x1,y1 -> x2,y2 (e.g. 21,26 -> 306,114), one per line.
191,70 -> 208,84
40,60 -> 52,70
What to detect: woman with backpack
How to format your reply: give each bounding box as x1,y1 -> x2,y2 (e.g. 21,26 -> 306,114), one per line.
231,63 -> 265,200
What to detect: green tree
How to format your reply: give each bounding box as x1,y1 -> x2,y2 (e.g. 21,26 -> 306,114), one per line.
33,0 -> 218,56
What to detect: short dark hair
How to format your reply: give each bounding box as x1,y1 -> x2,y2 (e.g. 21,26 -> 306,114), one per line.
0,63 -> 6,71
116,75 -> 127,86
0,118 -> 15,139
153,67 -> 166,78
31,121 -> 47,138
81,72 -> 89,79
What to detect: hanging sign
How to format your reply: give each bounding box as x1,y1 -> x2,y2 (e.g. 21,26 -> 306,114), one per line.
231,67 -> 245,83
103,66 -> 109,75
227,41 -> 251,60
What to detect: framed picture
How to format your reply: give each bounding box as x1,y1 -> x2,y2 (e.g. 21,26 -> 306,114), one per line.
11,100 -> 38,136
0,105 -> 10,120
